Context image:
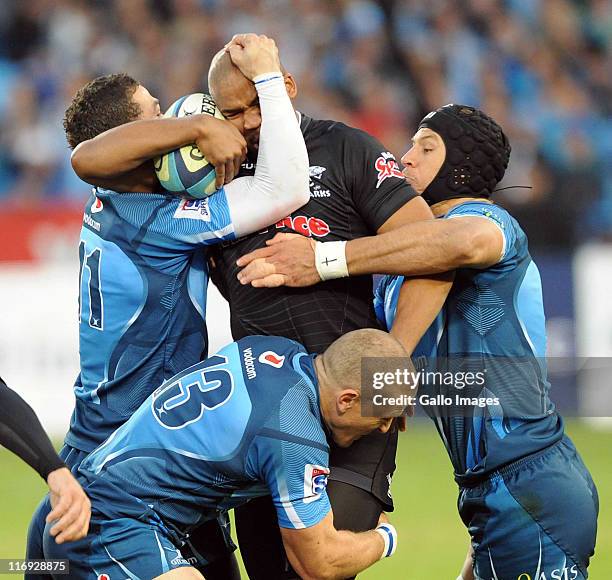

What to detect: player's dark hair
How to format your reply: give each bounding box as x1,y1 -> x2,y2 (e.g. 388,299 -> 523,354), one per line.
63,73 -> 142,149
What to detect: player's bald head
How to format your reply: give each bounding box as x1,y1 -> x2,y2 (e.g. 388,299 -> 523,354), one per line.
208,49 -> 244,99
208,46 -> 289,100
320,329 -> 408,394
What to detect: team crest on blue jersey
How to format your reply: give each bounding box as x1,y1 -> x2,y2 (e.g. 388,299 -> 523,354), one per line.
173,198 -> 211,221
258,351 -> 285,368
303,464 -> 330,504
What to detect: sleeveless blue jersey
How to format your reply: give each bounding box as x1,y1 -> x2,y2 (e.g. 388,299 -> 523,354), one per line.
78,336 -> 331,533
374,201 -> 564,482
68,188 -> 236,452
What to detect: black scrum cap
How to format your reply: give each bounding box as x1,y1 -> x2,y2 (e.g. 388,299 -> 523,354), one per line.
418,104 -> 511,205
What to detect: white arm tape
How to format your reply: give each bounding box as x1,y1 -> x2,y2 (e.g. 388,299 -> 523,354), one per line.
224,73 -> 309,238
314,241 -> 349,281
375,523 -> 398,559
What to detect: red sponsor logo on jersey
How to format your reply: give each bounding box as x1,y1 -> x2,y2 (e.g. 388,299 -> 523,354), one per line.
275,215 -> 330,237
91,196 -> 104,213
97,574 -> 111,580
374,152 -> 404,189
259,351 -> 285,368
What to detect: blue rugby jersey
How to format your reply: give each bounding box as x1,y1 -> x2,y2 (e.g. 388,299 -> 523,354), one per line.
78,336 -> 331,533
68,187 -> 236,452
374,201 -> 564,482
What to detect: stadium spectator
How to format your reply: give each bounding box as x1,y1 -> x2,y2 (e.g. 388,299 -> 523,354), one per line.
0,0 -> 608,246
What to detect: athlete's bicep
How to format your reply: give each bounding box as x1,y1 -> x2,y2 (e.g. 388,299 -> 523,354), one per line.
445,215 -> 505,267
280,512 -> 336,577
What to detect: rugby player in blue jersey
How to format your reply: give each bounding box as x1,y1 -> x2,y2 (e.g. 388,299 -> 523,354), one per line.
26,35 -> 310,579
36,329 -> 406,580
236,105 -> 599,579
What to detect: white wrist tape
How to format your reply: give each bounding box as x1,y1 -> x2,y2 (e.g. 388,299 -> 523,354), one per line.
375,523 -> 397,559
314,241 -> 349,281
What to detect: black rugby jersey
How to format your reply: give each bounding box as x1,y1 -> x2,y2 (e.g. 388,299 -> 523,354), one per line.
210,114 -> 417,352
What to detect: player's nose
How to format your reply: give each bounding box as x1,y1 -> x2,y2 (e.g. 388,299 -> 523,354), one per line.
401,149 -> 415,167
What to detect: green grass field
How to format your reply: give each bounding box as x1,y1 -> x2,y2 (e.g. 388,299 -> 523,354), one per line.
0,420 -> 609,579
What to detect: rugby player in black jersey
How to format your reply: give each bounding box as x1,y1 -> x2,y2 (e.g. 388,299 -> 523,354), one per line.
206,44 -> 452,579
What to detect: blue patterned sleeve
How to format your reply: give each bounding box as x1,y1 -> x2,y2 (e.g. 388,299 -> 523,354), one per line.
156,188 -> 236,246
250,429 -> 331,529
102,188 -> 237,249
445,202 -> 518,263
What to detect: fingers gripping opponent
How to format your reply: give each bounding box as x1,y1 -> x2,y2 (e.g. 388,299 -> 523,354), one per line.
237,233 -> 320,288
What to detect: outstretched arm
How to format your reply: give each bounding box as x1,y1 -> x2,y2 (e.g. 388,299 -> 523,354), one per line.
235,216 -> 504,287
71,115 -> 247,192
254,410 -> 397,579
0,378 -> 91,543
0,377 -> 65,480
345,216 -> 504,276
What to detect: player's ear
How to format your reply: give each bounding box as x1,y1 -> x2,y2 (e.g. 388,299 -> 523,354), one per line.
336,389 -> 359,413
283,73 -> 297,99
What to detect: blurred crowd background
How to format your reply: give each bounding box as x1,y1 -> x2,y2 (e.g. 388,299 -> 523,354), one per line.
0,0 -> 610,249
1,7 -> 611,570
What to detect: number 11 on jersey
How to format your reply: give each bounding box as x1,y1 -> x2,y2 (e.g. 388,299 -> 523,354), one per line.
78,239 -> 104,330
